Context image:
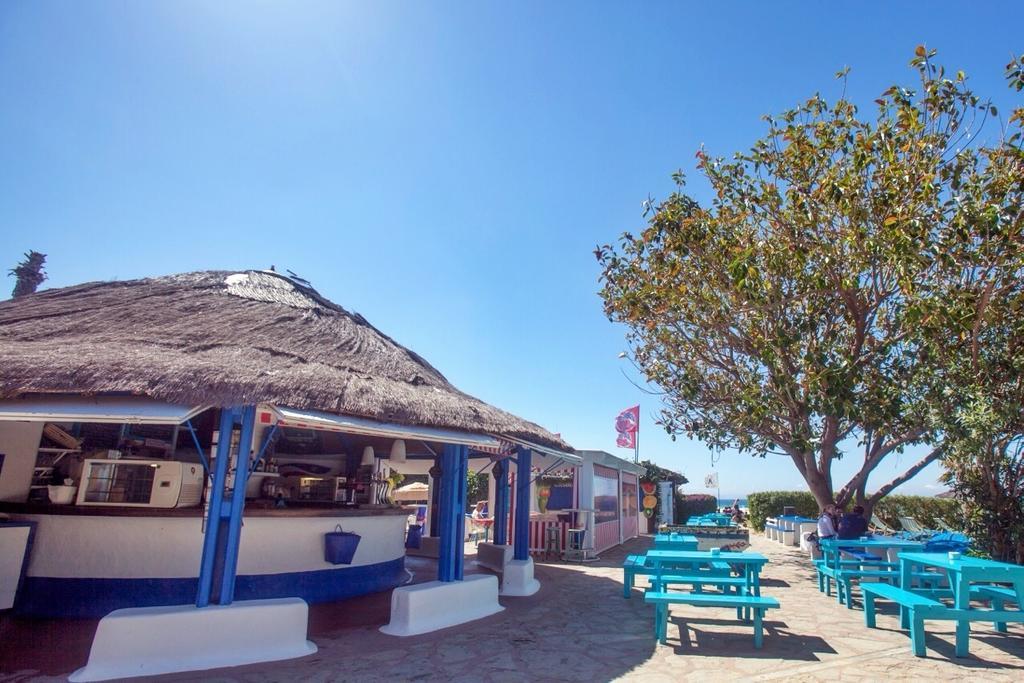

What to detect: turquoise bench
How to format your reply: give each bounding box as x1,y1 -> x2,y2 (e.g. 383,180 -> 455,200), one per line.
647,573 -> 749,619
623,554 -> 733,598
647,574 -> 746,590
861,583 -> 945,656
644,592 -> 780,648
836,570 -> 944,608
862,582 -> 1024,657
971,584 -> 1020,633
839,549 -> 885,563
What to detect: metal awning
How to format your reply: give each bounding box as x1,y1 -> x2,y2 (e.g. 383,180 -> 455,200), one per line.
504,437 -> 581,466
272,406 -> 503,450
0,396 -> 207,425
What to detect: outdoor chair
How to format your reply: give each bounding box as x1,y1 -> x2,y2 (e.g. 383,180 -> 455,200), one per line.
899,516 -> 937,540
869,514 -> 898,535
465,515 -> 487,546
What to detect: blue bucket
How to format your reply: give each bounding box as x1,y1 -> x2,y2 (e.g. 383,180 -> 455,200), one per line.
324,525 -> 361,564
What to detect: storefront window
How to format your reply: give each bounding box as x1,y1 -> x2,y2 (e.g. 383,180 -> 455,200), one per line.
594,467 -> 619,524
622,480 -> 637,518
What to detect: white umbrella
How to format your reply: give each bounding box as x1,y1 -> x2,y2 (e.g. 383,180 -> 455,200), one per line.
392,481 -> 429,501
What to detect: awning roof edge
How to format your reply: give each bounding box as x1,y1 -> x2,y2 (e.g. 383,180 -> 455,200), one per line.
0,396 -> 208,425
272,406 -> 502,450
504,436 -> 581,465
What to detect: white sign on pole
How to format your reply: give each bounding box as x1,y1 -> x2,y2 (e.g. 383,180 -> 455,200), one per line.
704,472 -> 719,489
657,481 -> 674,526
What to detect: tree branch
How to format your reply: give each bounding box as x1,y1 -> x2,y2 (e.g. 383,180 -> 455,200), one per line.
868,446 -> 945,504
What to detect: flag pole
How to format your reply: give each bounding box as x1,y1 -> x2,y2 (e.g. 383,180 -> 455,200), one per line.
634,418 -> 639,464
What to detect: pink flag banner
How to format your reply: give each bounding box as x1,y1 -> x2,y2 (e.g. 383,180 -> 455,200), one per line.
615,405 -> 640,449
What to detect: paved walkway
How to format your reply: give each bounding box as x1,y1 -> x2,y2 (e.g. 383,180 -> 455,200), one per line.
2,534 -> 1022,681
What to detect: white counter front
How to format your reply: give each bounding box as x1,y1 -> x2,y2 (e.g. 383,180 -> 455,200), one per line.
5,506 -> 410,617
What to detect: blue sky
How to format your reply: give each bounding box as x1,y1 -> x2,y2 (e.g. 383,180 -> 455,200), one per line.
2,2 -> 1022,498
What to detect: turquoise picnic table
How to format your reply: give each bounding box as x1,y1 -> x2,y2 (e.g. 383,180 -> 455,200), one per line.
894,552 -> 1024,657
642,549 -> 778,647
819,536 -> 926,607
645,549 -> 769,605
653,533 -> 698,551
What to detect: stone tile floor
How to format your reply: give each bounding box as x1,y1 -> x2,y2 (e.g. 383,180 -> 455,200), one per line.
2,534 -> 1022,681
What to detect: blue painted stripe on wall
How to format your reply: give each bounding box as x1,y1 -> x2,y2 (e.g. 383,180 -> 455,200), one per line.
15,557 -> 406,618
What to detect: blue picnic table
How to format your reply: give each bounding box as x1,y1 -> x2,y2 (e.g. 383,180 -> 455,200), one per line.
653,533 -> 698,551
646,549 -> 768,603
642,549 -> 777,647
894,552 -> 1024,657
819,536 -> 926,607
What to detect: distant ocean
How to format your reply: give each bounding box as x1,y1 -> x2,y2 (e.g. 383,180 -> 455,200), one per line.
718,497 -> 748,509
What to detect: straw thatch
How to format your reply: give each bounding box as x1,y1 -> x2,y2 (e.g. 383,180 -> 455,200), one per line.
0,270 -> 571,450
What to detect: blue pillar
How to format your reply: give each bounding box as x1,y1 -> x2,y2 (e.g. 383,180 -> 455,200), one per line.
493,459 -> 509,546
218,405 -> 256,604
436,444 -> 468,582
455,445 -> 468,581
429,457 -> 441,537
513,446 -> 532,561
196,405 -> 256,607
196,408 -> 237,607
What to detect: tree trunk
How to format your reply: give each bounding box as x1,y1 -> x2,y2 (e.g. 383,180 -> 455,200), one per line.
805,474 -> 835,512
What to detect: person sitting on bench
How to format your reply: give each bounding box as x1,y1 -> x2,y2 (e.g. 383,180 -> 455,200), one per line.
837,505 -> 869,539
817,504 -> 838,540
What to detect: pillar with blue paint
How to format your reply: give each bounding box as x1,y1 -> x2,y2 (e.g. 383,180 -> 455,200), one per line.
492,459 -> 509,546
500,445 -> 540,596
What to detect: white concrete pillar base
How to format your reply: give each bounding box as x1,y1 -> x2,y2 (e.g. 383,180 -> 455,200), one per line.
475,543 -> 512,574
500,558 -> 541,596
69,598 -> 317,682
380,574 -> 503,636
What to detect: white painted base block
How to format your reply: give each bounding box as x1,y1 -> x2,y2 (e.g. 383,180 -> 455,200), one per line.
379,574 -> 503,636
475,543 -> 512,574
500,558 -> 540,597
69,598 -> 317,682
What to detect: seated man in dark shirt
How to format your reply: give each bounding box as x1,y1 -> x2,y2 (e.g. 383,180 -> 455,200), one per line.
836,505 -> 869,539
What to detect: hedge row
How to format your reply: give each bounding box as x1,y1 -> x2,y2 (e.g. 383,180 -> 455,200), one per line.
746,492 -> 819,531
746,491 -> 959,532
675,493 -> 718,523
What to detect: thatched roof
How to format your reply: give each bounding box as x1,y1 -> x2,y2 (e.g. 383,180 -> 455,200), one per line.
0,270 -> 571,451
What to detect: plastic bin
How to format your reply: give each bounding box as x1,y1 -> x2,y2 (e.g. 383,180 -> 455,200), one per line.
324,526 -> 361,564
405,524 -> 423,549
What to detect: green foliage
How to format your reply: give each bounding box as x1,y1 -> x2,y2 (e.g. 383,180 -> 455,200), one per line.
465,470 -> 488,510
638,459 -> 688,524
747,492 -> 819,531
919,56 -> 1024,564
746,490 -> 959,533
675,493 -> 717,523
596,48 -> 1021,512
639,459 -> 688,485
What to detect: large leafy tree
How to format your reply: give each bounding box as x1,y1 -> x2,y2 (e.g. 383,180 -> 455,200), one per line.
596,48 -> 1016,513
932,54 -> 1024,561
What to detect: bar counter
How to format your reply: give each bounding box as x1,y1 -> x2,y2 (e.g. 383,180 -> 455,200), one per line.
0,501 -> 414,517
1,501 -> 412,617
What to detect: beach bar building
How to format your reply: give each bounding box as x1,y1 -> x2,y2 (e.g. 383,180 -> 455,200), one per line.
510,448 -> 644,558
0,270 -> 574,679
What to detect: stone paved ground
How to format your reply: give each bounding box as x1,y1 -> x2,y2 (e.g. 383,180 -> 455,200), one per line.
2,535 -> 1022,681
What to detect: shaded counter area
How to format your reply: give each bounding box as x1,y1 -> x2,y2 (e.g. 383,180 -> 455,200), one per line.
1,503 -> 410,617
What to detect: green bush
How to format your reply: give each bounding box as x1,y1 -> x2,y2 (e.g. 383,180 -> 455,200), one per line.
747,492 -> 818,531
675,493 -> 718,523
746,491 -> 960,532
